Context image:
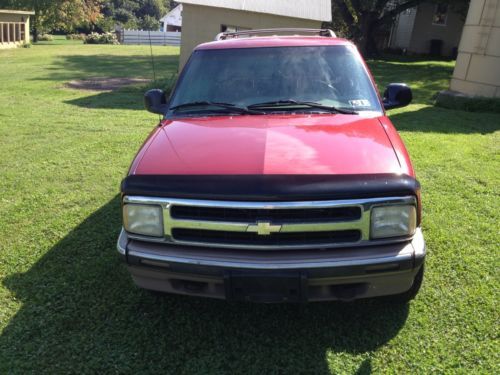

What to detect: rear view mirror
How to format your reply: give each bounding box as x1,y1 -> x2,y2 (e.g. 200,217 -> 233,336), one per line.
144,89 -> 168,115
383,83 -> 412,110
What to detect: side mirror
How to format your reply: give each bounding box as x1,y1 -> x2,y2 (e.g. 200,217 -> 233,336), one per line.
144,89 -> 168,115
383,83 -> 412,110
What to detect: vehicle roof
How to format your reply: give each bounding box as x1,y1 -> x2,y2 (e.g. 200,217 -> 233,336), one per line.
196,36 -> 353,50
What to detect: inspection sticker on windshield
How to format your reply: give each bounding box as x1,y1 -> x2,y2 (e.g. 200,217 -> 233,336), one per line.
349,99 -> 371,108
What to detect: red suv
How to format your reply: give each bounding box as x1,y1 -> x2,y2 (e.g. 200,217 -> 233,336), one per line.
117,29 -> 425,302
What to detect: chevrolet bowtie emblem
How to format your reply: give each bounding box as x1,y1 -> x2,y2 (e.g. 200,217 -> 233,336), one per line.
247,221 -> 282,235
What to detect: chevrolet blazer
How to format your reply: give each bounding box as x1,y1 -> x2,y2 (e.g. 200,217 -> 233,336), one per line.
117,28 -> 425,303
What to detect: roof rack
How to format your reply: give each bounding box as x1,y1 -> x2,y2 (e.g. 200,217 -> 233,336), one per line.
215,28 -> 336,41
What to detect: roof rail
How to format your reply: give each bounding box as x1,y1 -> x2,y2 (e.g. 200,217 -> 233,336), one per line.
215,28 -> 336,41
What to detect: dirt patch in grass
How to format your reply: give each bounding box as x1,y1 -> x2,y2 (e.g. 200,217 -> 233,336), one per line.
65,77 -> 150,91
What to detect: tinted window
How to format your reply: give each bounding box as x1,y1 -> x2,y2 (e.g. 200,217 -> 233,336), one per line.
170,46 -> 382,113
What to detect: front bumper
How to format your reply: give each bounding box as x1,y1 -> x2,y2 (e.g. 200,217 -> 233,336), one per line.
117,228 -> 425,302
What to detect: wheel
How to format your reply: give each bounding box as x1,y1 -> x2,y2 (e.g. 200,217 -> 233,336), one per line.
387,265 -> 424,303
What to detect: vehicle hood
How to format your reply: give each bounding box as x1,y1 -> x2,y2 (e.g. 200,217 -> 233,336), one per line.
132,114 -> 402,175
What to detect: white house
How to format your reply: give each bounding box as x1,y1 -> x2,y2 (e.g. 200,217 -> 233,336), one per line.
160,4 -> 182,32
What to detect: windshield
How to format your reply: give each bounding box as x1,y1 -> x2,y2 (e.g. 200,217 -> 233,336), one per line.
168,45 -> 382,115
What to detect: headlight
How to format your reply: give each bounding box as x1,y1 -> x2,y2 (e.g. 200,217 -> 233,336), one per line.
123,204 -> 163,237
371,205 -> 416,239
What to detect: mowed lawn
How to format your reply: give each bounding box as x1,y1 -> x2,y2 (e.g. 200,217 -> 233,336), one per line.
0,38 -> 498,373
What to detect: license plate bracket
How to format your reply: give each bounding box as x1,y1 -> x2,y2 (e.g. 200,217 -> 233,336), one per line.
224,271 -> 308,303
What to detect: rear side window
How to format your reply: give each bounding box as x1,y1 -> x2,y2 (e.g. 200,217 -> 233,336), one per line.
170,45 -> 382,112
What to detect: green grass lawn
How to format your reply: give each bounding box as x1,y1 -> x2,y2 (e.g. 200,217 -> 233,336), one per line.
0,40 -> 498,373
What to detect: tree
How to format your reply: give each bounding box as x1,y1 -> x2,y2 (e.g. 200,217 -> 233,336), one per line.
328,0 -> 470,56
46,1 -> 88,32
0,0 -> 103,39
113,8 -> 138,28
102,0 -> 168,30
0,0 -> 172,36
136,0 -> 166,20
82,0 -> 104,30
140,14 -> 160,31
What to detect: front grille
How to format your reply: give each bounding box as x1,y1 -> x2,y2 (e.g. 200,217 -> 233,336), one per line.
124,195 -> 417,250
170,205 -> 361,223
166,200 -> 368,249
172,229 -> 361,246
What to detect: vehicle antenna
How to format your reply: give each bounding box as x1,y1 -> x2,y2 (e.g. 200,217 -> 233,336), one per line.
148,30 -> 161,122
148,29 -> 157,84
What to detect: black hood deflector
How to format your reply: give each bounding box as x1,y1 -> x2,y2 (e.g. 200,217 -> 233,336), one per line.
121,174 -> 420,201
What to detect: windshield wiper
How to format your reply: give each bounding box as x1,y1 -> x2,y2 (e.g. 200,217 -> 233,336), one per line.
169,101 -> 262,115
247,100 -> 357,114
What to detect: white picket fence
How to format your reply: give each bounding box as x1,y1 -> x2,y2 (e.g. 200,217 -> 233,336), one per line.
121,30 -> 181,46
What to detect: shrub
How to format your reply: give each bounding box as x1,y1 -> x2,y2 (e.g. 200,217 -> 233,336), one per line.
22,42 -> 31,48
84,32 -> 119,45
66,34 -> 86,40
38,34 -> 53,41
436,90 -> 500,114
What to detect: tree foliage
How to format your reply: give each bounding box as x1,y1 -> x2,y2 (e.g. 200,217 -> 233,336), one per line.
0,0 -> 104,38
102,0 -> 168,30
0,0 -> 173,38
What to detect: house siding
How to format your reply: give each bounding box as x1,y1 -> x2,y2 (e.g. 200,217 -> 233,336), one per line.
179,0 -> 331,22
407,2 -> 465,57
390,7 -> 417,49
